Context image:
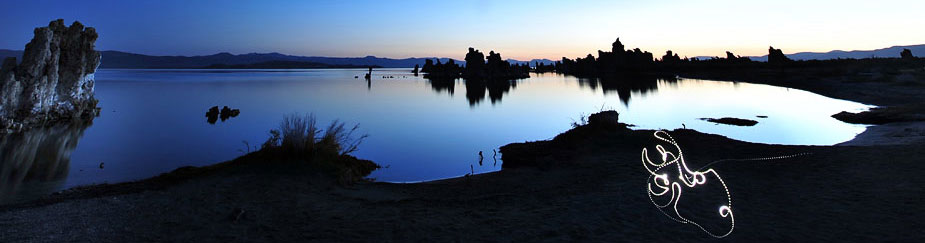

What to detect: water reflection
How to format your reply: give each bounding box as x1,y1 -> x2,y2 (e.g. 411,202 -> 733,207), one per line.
0,121 -> 90,204
8,69 -> 863,196
463,79 -> 519,106
427,78 -> 456,95
577,75 -> 674,105
425,77 -> 524,106
430,74 -> 674,107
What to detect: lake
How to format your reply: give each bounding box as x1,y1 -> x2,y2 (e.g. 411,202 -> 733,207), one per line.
0,68 -> 870,204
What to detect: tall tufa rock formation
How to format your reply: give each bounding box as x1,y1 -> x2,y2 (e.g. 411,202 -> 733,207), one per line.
0,19 -> 100,131
767,46 -> 791,64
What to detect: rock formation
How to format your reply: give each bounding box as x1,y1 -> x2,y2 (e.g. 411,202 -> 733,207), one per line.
556,38 -> 655,77
767,46 -> 791,64
699,117 -> 758,126
421,48 -> 529,81
205,106 -> 241,124
0,19 -> 101,131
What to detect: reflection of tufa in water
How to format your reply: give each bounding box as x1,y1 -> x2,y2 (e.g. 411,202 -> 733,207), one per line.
0,120 -> 91,204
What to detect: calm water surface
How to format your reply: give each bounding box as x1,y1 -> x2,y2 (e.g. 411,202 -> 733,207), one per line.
0,68 -> 870,203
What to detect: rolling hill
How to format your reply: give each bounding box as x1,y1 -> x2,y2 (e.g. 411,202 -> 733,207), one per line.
747,44 -> 924,61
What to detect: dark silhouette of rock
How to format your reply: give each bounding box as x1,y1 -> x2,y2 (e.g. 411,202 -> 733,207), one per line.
700,117 -> 758,126
420,58 -> 462,79
364,67 -> 372,80
725,51 -> 736,60
662,50 -> 682,65
422,48 -> 528,81
557,38 -> 655,77
412,64 -> 419,76
421,59 -> 434,73
588,110 -> 621,128
831,104 -> 925,125
206,106 -> 240,124
206,106 -> 220,124
0,19 -> 101,131
533,61 -> 555,73
901,48 -> 914,59
220,106 -> 240,121
767,46 -> 791,64
464,47 -> 486,78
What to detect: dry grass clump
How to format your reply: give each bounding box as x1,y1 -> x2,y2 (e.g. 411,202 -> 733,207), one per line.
260,114 -> 377,183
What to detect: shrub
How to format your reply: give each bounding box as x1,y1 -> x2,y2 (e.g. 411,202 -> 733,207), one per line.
263,114 -> 367,157
259,114 -> 377,184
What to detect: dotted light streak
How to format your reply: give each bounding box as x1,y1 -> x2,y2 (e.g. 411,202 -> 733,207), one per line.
641,130 -> 813,238
642,130 -> 734,238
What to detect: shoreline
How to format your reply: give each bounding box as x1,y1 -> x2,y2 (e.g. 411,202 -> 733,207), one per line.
1,69 -> 917,200
2,123 -> 923,241
2,66 -> 924,240
0,72 -> 918,210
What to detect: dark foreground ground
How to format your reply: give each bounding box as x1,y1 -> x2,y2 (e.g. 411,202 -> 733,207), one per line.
0,123 -> 923,242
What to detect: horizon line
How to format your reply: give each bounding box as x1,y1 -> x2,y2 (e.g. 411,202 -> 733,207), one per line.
2,43 -> 923,61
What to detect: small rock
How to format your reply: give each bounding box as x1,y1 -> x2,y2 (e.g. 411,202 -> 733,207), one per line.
700,117 -> 758,126
588,110 -> 621,127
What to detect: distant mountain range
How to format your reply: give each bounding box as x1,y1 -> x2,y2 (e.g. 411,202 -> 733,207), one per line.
0,44 -> 920,69
747,44 -> 924,61
0,50 -> 557,69
202,60 -> 380,69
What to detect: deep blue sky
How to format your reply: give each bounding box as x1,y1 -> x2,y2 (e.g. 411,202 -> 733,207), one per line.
1,0 -> 922,60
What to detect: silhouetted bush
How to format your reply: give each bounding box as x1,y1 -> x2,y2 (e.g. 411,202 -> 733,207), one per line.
259,114 -> 376,184
266,114 -> 367,157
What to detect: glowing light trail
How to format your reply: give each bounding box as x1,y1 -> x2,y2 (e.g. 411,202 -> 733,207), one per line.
642,130 -> 734,238
642,130 -> 812,238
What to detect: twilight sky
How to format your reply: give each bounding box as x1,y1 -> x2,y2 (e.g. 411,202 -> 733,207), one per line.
1,0 -> 922,60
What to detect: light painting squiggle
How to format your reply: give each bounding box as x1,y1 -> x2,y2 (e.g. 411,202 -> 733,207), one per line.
641,130 -> 812,238
642,130 -> 735,238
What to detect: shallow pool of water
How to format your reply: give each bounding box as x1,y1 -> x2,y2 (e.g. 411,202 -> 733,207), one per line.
0,68 -> 870,203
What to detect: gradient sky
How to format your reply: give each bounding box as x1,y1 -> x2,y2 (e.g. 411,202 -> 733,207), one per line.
1,0 -> 922,60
